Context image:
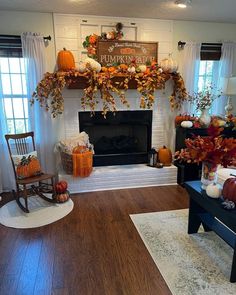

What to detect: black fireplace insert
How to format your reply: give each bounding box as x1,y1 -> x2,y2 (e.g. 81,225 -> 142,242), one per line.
79,110 -> 152,166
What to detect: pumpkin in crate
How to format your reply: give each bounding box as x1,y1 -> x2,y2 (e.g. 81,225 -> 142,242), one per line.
158,146 -> 172,166
222,177 -> 236,202
57,48 -> 75,71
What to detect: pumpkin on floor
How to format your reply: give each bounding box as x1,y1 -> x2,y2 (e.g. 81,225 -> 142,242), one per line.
57,48 -> 75,71
158,146 -> 172,166
54,190 -> 70,203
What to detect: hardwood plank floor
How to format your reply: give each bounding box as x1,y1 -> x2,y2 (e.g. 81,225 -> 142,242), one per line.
0,185 -> 189,295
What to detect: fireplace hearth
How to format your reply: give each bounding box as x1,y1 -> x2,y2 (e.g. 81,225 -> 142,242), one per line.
79,110 -> 152,166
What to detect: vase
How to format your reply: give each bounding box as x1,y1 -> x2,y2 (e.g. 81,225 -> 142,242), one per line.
199,107 -> 211,127
201,161 -> 218,190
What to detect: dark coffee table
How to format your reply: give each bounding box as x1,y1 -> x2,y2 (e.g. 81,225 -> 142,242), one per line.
185,181 -> 236,282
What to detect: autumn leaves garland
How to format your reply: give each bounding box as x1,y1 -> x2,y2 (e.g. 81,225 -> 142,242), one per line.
31,69 -> 188,118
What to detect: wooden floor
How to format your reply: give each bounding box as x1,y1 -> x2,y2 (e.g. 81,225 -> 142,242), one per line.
0,185 -> 189,295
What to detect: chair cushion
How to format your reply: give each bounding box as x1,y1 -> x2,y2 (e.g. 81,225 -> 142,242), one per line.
12,151 -> 42,179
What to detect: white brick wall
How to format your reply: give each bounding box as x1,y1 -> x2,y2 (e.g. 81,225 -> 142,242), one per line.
53,14 -> 176,150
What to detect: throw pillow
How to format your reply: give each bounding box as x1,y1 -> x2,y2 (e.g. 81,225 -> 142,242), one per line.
12,151 -> 42,179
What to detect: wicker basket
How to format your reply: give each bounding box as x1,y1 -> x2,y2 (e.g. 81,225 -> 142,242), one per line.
60,151 -> 73,174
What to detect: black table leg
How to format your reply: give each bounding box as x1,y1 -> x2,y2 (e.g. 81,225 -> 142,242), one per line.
230,248 -> 236,283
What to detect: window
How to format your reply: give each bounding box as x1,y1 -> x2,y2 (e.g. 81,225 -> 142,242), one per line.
0,57 -> 28,134
195,43 -> 221,115
0,35 -> 29,134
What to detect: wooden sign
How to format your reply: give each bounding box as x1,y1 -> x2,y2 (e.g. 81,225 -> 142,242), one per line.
97,40 -> 158,66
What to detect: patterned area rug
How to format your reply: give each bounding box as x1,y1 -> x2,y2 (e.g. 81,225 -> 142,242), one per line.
0,195 -> 74,228
130,209 -> 236,295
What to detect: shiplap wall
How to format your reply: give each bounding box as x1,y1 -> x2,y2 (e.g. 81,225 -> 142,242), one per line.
53,14 -> 174,149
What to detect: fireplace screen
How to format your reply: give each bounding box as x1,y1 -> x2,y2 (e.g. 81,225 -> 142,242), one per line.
79,110 -> 152,166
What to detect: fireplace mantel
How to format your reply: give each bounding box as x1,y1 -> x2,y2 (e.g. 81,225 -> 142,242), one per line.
66,74 -> 149,89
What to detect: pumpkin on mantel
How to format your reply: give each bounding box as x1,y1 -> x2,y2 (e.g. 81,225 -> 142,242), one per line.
158,146 -> 172,166
160,54 -> 178,73
57,48 -> 75,71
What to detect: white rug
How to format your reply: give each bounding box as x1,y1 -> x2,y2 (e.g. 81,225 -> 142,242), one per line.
130,209 -> 236,295
0,195 -> 74,228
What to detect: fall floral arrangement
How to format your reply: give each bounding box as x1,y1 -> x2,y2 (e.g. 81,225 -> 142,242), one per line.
83,22 -> 124,59
175,121 -> 236,167
31,62 -> 188,118
188,85 -> 221,111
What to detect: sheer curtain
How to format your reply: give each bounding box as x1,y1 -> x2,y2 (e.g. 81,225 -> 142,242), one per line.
212,42 -> 236,115
21,32 -> 56,173
180,42 -> 201,113
0,83 -> 15,192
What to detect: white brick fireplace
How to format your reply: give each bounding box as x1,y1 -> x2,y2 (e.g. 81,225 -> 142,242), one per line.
58,87 -> 177,193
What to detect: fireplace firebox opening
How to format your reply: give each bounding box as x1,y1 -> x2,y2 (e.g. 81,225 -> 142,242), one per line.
79,110 -> 152,166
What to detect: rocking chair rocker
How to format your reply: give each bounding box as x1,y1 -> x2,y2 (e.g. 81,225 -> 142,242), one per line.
5,131 -> 56,213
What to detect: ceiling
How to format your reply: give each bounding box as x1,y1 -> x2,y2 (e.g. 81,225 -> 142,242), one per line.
0,0 -> 236,23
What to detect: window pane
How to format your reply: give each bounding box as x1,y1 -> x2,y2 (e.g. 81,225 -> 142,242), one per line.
9,58 -> 20,73
1,73 -> 11,94
15,119 -> 26,133
4,98 -> 13,118
6,119 -> 15,134
199,61 -> 206,75
198,77 -> 204,91
20,59 -> 26,73
21,74 -> 27,94
12,98 -> 24,117
11,74 -> 22,94
23,98 -> 29,117
0,58 -> 9,73
206,61 -> 213,75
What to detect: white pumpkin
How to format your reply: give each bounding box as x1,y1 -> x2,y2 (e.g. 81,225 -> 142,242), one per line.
84,58 -> 101,72
138,65 -> 147,73
127,66 -> 136,73
180,120 -> 193,128
160,55 -> 178,73
206,183 -> 222,199
78,62 -> 87,73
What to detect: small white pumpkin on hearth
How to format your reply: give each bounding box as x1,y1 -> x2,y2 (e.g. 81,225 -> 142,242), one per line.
206,183 -> 222,199
180,120 -> 193,128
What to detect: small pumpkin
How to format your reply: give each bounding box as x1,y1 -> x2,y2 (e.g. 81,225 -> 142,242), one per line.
160,55 -> 178,73
181,120 -> 193,128
158,146 -> 172,166
222,177 -> 236,202
55,190 -> 70,203
137,65 -> 147,73
78,62 -> 87,73
206,183 -> 222,199
127,66 -> 136,73
57,48 -> 75,71
89,34 -> 97,44
119,64 -> 128,71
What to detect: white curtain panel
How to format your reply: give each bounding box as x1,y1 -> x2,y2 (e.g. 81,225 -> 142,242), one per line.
21,32 -> 56,173
180,42 -> 201,114
0,85 -> 16,192
212,42 -> 236,115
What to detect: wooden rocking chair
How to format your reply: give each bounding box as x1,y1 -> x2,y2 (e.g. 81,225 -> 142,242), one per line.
5,131 -> 56,213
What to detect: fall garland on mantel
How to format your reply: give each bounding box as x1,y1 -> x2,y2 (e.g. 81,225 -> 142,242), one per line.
31,64 -> 188,118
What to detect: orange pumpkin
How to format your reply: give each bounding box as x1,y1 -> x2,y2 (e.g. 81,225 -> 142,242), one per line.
158,146 -> 172,166
57,48 -> 75,71
108,66 -> 116,73
54,191 -> 70,203
101,66 -> 108,72
119,64 -> 128,71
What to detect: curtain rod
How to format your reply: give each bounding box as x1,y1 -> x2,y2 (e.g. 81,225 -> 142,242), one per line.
0,34 -> 51,41
178,41 -> 222,50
